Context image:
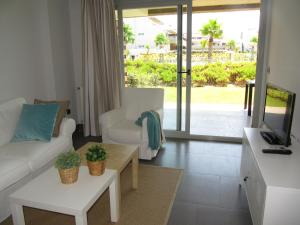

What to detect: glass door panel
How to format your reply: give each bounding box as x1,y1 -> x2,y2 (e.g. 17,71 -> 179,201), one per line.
122,5 -> 189,132
189,9 -> 260,138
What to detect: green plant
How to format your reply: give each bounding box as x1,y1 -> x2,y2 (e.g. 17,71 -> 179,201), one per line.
154,33 -> 169,49
123,24 -> 135,46
227,40 -> 236,51
55,150 -> 81,169
86,145 -> 107,162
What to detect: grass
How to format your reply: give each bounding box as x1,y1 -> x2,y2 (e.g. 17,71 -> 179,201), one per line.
163,86 -> 246,104
266,96 -> 286,107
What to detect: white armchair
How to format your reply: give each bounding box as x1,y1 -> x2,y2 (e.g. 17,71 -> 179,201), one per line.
100,88 -> 165,160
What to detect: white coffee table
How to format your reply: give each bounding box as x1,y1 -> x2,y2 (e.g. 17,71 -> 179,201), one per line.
9,166 -> 119,225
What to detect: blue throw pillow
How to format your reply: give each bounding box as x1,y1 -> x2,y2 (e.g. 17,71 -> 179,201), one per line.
12,104 -> 59,142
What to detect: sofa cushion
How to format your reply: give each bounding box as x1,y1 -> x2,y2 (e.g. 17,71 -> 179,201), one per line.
0,157 -> 30,191
0,98 -> 26,147
12,104 -> 60,142
0,137 -> 71,171
34,99 -> 70,137
108,120 -> 141,144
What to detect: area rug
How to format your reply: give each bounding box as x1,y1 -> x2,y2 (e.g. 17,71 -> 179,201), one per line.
1,164 -> 183,225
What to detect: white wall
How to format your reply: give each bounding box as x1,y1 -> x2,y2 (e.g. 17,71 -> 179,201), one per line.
0,0 -> 50,102
267,0 -> 300,141
0,0 -> 77,119
48,0 -> 77,118
69,0 -> 83,123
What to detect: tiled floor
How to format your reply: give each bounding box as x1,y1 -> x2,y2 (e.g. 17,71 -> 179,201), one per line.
73,132 -> 252,225
142,139 -> 252,225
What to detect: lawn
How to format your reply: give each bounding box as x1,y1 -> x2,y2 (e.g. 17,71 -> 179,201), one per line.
163,86 -> 246,104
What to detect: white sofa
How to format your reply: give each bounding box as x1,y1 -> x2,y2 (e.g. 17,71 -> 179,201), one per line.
0,98 -> 76,222
100,88 -> 165,160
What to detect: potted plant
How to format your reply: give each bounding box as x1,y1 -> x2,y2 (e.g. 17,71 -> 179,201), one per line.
55,150 -> 81,184
86,145 -> 107,176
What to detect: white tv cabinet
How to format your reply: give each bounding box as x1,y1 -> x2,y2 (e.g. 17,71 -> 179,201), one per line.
241,128 -> 300,225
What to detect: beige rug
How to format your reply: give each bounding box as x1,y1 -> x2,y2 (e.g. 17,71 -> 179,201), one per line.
1,164 -> 182,225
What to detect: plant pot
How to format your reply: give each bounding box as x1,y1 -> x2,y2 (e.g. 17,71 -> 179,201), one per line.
87,160 -> 106,176
58,167 -> 79,184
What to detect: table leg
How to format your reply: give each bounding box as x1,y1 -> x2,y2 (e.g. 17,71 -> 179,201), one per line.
248,85 -> 253,116
244,84 -> 248,109
109,176 -> 120,222
132,152 -> 139,189
75,214 -> 87,225
10,203 -> 25,225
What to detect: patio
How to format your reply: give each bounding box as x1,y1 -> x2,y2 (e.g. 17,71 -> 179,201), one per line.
163,103 -> 251,138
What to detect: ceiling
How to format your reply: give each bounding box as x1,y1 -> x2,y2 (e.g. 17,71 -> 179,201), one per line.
123,0 -> 260,18
193,0 -> 260,7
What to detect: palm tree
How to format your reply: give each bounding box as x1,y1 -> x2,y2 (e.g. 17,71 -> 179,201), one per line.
200,39 -> 208,49
123,24 -> 135,49
227,40 -> 236,51
200,19 -> 223,62
155,33 -> 169,62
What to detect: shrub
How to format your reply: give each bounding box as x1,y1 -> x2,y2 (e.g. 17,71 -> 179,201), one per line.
192,65 -> 206,87
125,60 -> 256,87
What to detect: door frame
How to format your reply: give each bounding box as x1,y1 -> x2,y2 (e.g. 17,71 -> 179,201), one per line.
116,0 -> 270,142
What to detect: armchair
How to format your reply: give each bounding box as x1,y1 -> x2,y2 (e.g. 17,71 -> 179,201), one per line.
100,88 -> 165,160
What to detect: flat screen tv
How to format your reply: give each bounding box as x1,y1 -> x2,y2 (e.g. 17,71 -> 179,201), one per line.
262,83 -> 296,147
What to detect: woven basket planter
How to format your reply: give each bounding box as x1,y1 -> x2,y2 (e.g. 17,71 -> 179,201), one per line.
58,167 -> 79,184
87,160 -> 106,176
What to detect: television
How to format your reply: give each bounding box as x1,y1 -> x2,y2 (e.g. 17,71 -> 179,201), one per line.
262,83 -> 296,147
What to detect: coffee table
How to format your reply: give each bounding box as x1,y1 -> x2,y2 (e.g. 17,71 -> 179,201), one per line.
9,166 -> 119,225
78,142 -> 139,190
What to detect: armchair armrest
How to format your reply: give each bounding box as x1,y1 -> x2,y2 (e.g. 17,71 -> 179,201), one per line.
99,109 -> 124,128
59,118 -> 76,137
154,108 -> 164,122
141,108 -> 165,144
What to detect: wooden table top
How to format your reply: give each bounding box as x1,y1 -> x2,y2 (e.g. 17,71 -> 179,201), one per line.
77,142 -> 139,173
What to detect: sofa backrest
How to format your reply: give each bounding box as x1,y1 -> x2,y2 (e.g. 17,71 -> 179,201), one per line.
0,98 -> 26,147
122,88 -> 164,121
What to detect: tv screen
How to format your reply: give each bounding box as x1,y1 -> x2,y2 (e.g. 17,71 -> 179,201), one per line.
263,84 -> 296,146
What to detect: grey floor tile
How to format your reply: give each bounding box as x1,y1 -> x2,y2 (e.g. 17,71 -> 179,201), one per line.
223,210 -> 252,225
196,205 -> 228,225
167,201 -> 198,225
176,174 -> 221,206
219,177 -> 249,211
185,155 -> 239,177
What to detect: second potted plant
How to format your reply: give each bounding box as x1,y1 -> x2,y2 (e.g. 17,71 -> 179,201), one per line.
86,145 -> 107,176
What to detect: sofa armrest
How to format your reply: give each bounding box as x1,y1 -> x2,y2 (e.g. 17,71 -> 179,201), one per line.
99,109 -> 124,128
59,118 -> 76,137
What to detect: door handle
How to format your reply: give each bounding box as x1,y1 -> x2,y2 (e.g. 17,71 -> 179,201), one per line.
178,69 -> 191,76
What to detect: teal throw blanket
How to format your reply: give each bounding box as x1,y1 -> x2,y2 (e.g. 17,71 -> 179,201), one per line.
135,110 -> 162,150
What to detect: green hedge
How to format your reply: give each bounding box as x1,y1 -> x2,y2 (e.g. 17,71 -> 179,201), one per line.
125,60 -> 256,87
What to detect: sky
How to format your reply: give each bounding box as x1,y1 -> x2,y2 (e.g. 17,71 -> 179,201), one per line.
155,10 -> 260,44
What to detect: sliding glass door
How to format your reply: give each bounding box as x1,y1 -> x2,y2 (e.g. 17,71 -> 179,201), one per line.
118,2 -> 192,135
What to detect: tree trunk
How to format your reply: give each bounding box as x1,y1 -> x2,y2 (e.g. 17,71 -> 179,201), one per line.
208,36 -> 213,63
